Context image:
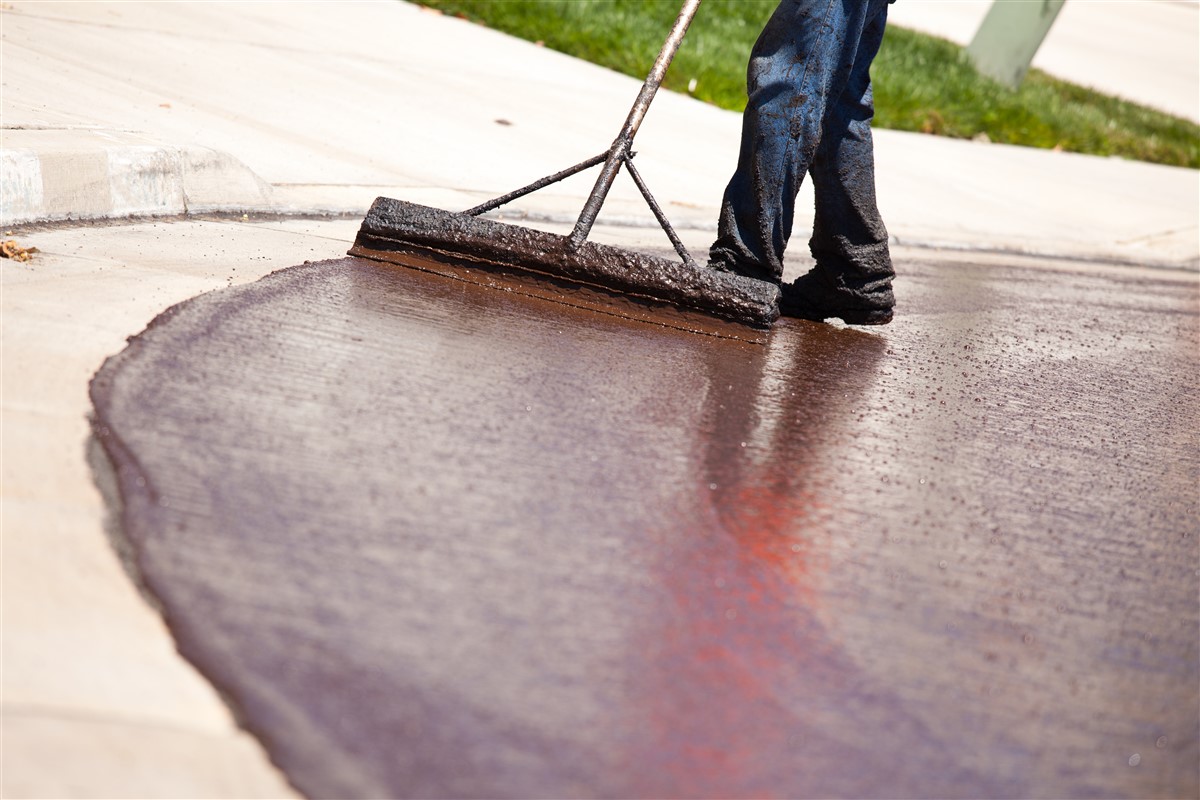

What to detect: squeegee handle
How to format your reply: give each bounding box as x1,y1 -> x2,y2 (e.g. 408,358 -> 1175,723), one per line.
568,0 -> 701,249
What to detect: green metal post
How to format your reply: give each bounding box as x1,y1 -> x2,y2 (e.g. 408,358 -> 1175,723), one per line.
967,0 -> 1067,89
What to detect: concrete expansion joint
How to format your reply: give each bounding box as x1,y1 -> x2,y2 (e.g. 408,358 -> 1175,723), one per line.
0,128 -> 277,227
889,234 -> 1200,274
2,699 -> 229,739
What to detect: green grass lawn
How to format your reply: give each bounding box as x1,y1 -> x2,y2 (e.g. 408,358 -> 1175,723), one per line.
418,0 -> 1198,169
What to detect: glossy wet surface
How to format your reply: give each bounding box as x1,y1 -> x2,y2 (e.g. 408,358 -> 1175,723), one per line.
91,255 -> 1199,799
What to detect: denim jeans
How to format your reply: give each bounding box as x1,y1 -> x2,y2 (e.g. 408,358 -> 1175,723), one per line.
710,0 -> 894,304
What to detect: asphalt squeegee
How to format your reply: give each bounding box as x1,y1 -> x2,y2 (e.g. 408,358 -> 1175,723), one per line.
349,0 -> 781,336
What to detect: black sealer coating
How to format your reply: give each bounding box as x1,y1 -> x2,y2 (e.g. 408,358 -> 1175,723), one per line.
351,196 -> 781,330
90,255 -> 1199,800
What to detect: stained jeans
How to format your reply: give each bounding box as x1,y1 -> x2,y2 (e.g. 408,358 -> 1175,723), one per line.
710,0 -> 894,303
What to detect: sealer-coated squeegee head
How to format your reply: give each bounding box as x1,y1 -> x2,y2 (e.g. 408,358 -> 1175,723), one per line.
349,198 -> 780,333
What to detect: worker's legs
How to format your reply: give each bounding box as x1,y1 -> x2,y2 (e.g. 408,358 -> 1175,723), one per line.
709,0 -> 883,283
800,0 -> 894,310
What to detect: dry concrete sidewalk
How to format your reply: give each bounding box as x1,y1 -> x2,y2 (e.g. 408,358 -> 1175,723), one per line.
4,218 -> 356,799
2,1 -> 1198,798
1,0 -> 1197,266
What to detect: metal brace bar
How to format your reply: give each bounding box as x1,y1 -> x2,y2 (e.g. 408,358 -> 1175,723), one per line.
464,152 -> 608,217
622,154 -> 697,268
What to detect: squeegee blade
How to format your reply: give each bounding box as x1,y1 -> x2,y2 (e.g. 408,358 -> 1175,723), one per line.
349,197 -> 780,335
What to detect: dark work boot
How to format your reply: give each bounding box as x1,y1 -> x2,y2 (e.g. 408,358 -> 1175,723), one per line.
706,249 -> 778,285
780,269 -> 894,325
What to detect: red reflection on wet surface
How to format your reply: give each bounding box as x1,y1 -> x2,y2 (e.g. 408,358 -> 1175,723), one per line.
625,328 -> 885,798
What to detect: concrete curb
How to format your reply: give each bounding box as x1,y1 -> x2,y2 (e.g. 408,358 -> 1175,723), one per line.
2,130 -> 1195,273
1,129 -> 276,227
